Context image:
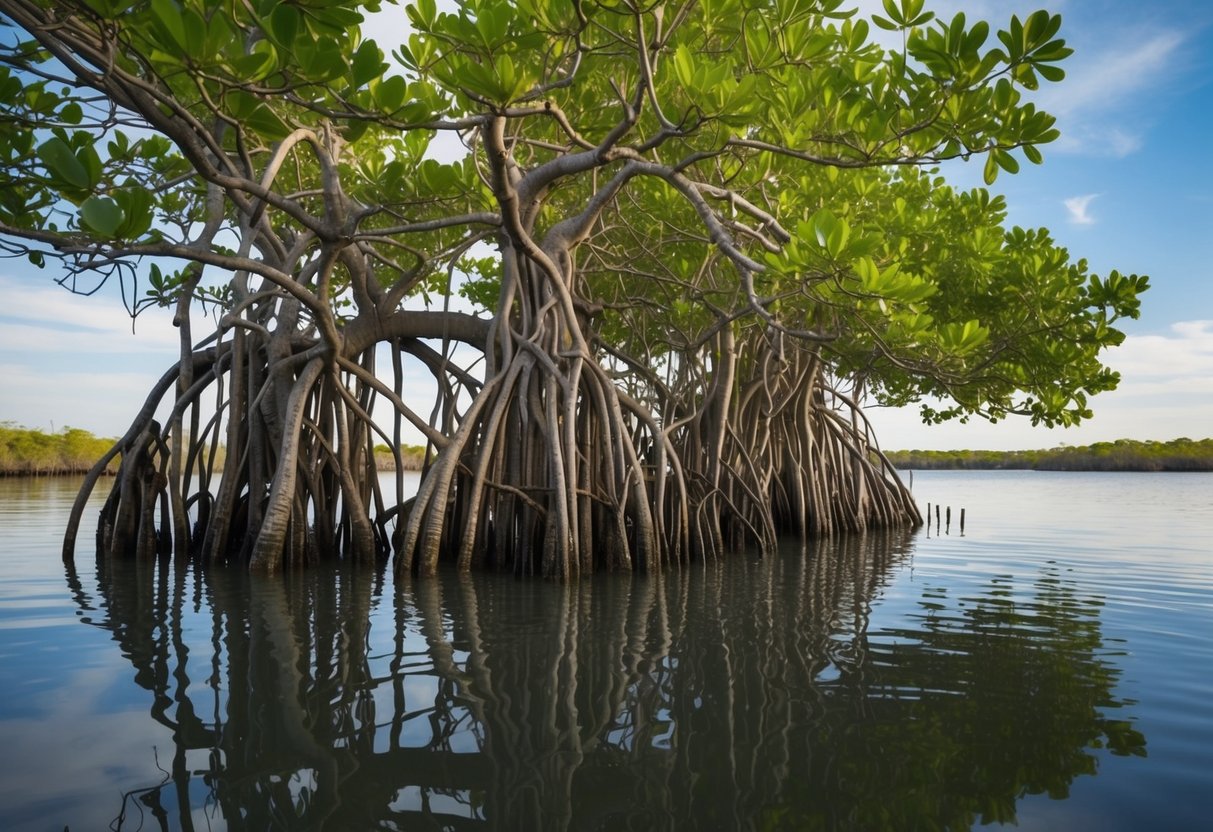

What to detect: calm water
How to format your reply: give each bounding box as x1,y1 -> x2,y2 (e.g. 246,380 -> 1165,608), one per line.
0,471 -> 1210,831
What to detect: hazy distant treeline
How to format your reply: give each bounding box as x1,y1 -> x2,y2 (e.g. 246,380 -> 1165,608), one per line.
0,423 -> 120,476
373,443 -> 428,471
886,438 -> 1213,472
2,424 -> 433,476
6,425 -> 1210,477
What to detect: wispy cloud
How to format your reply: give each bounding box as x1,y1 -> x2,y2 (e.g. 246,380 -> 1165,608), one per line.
0,273 -> 184,347
1037,31 -> 1186,119
875,320 -> 1213,449
1037,29 -> 1188,157
1063,194 -> 1099,225
1108,320 -> 1213,392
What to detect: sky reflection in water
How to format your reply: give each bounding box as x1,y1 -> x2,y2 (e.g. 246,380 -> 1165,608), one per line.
0,471 -> 1210,831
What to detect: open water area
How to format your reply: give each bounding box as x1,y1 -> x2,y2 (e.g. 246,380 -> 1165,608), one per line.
0,470 -> 1210,830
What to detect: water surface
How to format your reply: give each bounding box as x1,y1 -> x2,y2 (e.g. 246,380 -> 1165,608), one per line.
0,471 -> 1210,830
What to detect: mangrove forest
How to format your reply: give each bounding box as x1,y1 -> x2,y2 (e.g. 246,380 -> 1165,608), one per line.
0,0 -> 1147,575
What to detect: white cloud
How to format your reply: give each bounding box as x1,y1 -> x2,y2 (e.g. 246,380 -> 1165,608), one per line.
0,273 -> 188,350
1063,193 -> 1099,225
1109,320 -> 1213,388
0,273 -> 187,434
1030,28 -> 1187,158
0,661 -> 178,827
1036,31 -> 1186,120
872,320 -> 1213,450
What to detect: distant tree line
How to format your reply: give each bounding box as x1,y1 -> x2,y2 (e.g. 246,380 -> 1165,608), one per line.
2,423 -> 435,477
372,444 -> 428,472
7,425 -> 1209,477
886,438 -> 1213,472
0,423 -> 120,476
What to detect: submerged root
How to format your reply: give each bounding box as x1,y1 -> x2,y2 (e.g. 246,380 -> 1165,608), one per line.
68,296 -> 918,577
396,346 -> 683,578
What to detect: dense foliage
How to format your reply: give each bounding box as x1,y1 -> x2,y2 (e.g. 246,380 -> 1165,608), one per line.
0,0 -> 1147,574
373,442 -> 428,471
0,423 -> 120,475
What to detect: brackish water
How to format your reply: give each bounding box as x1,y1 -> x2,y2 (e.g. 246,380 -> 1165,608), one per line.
0,471 -> 1210,831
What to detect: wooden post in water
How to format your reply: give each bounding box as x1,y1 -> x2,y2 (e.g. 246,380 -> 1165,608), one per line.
946,506 -> 951,534
960,508 -> 966,535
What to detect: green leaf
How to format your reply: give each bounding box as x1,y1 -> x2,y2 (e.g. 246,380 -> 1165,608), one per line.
674,44 -> 695,89
80,195 -> 125,236
298,38 -> 347,82
269,5 -> 300,48
476,4 -> 510,48
149,0 -> 188,53
399,100 -> 432,123
826,217 -> 851,258
81,0 -> 134,19
983,152 -> 998,186
344,118 -> 372,142
855,256 -> 880,291
182,7 -> 206,58
60,102 -> 83,125
245,104 -> 292,140
351,41 -> 384,88
375,74 -> 408,111
231,42 -> 277,81
494,53 -> 517,99
80,144 -> 102,185
1036,63 -> 1065,82
410,0 -> 437,28
37,137 -> 92,191
113,188 -> 154,238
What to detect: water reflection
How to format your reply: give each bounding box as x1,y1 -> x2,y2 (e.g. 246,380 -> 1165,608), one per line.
66,530 -> 1144,830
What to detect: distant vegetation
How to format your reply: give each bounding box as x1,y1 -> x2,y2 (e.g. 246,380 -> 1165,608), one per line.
2,424 -> 431,477
373,444 -> 428,472
886,438 -> 1213,472
0,423 -> 119,476
5,426 -> 1210,477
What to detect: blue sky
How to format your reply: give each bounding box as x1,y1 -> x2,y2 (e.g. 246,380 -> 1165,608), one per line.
1,0 -> 1210,450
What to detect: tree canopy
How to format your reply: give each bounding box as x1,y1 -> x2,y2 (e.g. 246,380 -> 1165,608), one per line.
0,0 -> 1148,575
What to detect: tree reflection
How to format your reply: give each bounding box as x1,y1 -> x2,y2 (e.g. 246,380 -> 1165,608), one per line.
67,530 -> 1144,830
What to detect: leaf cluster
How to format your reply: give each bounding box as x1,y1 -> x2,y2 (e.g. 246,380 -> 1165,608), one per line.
0,0 -> 1148,431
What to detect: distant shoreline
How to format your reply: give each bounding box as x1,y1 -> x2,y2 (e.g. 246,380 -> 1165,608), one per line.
0,423 -> 433,476
4,426 -> 1211,476
884,438 -> 1213,472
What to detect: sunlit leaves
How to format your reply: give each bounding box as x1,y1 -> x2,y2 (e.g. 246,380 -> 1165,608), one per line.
231,40 -> 278,82
1088,271 -> 1150,321
0,0 -> 1142,436
407,0 -> 545,104
937,319 -> 989,353
873,0 -> 935,31
672,51 -> 762,127
998,10 -> 1072,90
